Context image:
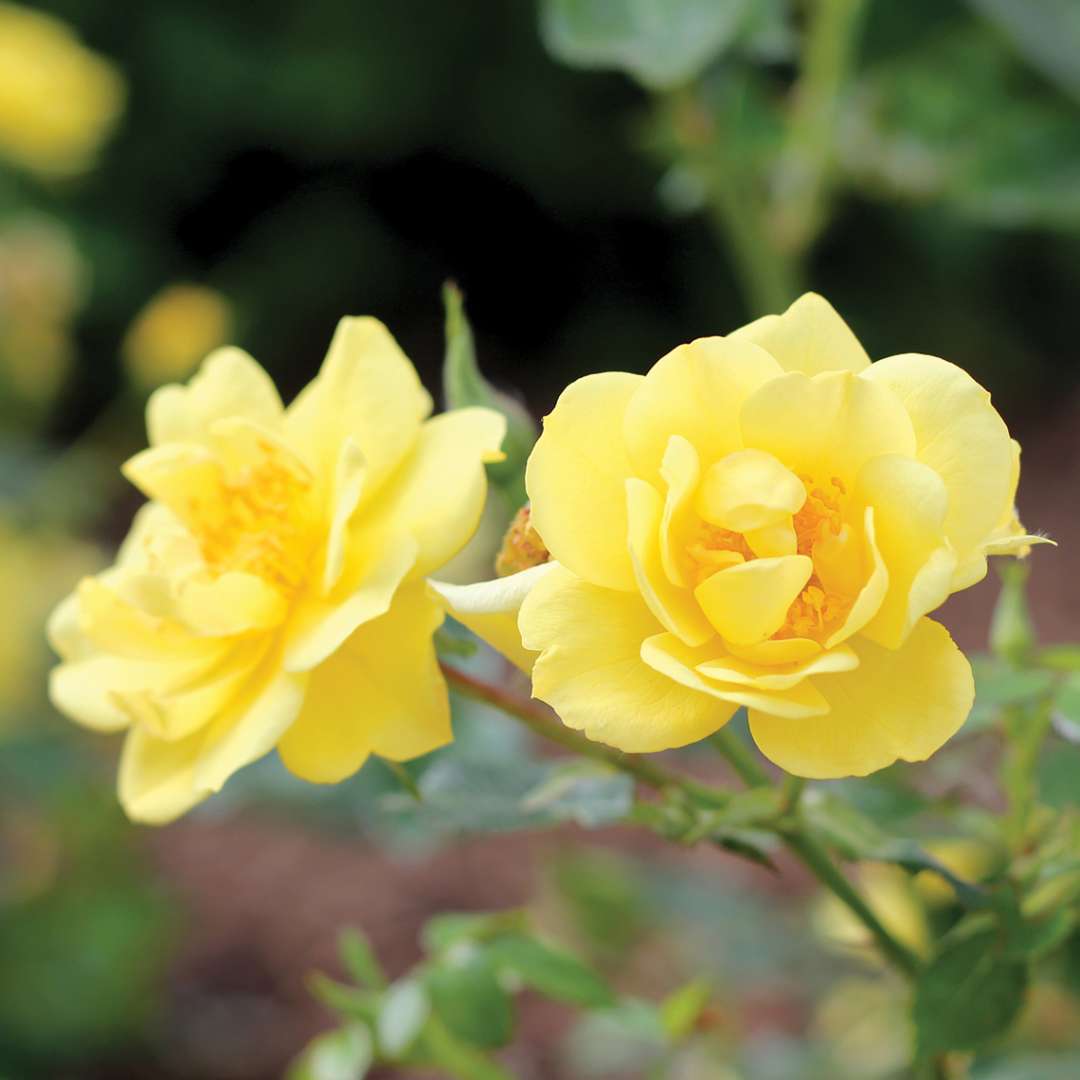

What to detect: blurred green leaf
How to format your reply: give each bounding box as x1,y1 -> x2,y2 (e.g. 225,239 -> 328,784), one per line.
913,930 -> 1028,1057
564,997 -> 668,1076
376,979 -> 430,1058
288,1023 -> 373,1080
659,978 -> 712,1040
442,282 -> 537,508
1007,907 -> 1077,960
339,928 -> 386,991
427,950 -> 514,1049
520,761 -> 635,827
422,910 -> 527,954
488,933 -> 615,1007
539,0 -> 754,90
968,0 -> 1080,103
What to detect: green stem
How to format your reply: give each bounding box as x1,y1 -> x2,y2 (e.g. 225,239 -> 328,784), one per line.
1001,697 -> 1055,853
439,663 -> 728,808
710,727 -> 921,978
773,0 -> 868,256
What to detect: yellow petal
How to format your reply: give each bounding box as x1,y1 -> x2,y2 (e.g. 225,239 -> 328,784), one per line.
194,664 -> 307,794
740,370 -> 915,485
118,724 -> 206,824
694,555 -> 813,645
121,442 -> 221,525
822,506 -> 889,648
696,448 -> 805,533
526,372 -> 642,591
626,478 -> 714,646
519,566 -> 726,752
284,536 -> 418,672
696,644 -> 858,689
173,571 -> 288,636
278,583 -> 450,781
863,353 -> 1013,584
361,407 -> 506,580
658,434 -> 701,587
147,346 -> 283,447
728,292 -> 871,375
745,522 -> 797,558
284,317 -> 432,500
641,633 -> 829,719
727,637 -> 822,665
748,618 -> 973,778
856,454 -> 957,649
428,563 -> 557,673
322,436 -> 366,594
623,336 -> 782,485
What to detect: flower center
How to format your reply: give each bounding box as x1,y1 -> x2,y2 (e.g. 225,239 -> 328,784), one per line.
191,443 -> 317,590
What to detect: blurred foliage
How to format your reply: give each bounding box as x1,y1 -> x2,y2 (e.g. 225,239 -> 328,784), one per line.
0,0 -> 1079,1076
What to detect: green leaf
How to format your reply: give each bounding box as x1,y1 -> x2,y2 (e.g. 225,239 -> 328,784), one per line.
338,929 -> 384,991
422,910 -> 527,954
540,0 -> 753,90
520,761 -> 635,827
487,933 -> 615,1007
659,978 -> 712,1041
427,949 -> 514,1049
376,979 -> 430,1058
442,282 -> 537,508
288,1023 -> 373,1080
1008,907 -> 1077,960
913,930 -> 1029,1057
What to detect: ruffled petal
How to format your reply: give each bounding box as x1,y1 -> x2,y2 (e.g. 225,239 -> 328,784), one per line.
278,583 -> 450,781
856,454 -> 956,649
626,478 -> 714,646
284,316 -> 432,501
740,370 -> 916,486
525,372 -> 642,591
728,292 -> 871,376
118,725 -> 207,824
641,634 -> 829,719
147,346 -> 284,447
862,353 -> 1013,584
694,555 -> 812,645
658,435 -> 701,587
428,563 -> 557,673
360,407 -> 506,581
623,336 -> 782,485
519,566 -> 726,752
748,618 -> 973,778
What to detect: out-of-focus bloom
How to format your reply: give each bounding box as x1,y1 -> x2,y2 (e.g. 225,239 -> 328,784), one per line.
0,523 -> 100,728
0,2 -> 124,176
813,976 -> 911,1078
913,838 -> 997,906
814,862 -> 930,961
439,294 -> 1048,777
48,320 -> 505,823
0,215 -> 86,406
122,284 -> 233,390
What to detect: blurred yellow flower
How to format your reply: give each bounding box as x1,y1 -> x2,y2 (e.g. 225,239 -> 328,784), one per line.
439,293 -> 1046,777
0,2 -> 124,176
123,284 -> 233,390
913,838 -> 996,906
48,320 -> 505,823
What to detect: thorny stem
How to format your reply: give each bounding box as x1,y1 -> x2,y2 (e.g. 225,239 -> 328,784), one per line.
443,665 -> 923,979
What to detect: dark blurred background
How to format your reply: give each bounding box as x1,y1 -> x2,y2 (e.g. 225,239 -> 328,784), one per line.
2,0 -> 1080,1077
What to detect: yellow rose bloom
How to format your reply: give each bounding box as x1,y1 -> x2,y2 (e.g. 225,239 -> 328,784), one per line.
437,293 -> 1045,777
48,320 -> 505,823
0,2 -> 124,176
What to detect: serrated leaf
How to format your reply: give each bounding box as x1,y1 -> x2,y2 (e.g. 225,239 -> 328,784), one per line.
487,933 -> 615,1007
289,1023 -> 373,1080
659,978 -> 711,1040
427,950 -> 514,1049
913,930 -> 1028,1057
376,979 -> 430,1058
442,282 -> 536,508
540,0 -> 752,90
